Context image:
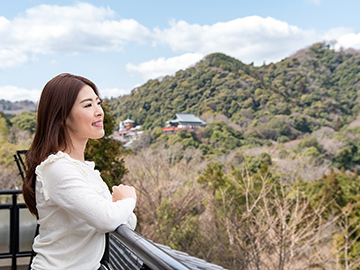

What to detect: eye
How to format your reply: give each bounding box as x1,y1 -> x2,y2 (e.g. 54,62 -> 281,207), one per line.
84,103 -> 92,108
97,100 -> 103,106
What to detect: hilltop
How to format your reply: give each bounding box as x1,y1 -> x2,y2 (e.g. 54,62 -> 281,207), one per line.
0,99 -> 36,115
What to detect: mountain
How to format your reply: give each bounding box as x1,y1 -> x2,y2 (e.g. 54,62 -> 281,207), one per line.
108,42 -> 360,134
0,100 -> 36,115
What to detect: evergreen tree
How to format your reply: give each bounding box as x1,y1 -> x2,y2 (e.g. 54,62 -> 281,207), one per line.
335,117 -> 343,131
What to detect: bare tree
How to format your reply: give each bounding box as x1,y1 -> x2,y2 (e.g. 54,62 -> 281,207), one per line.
333,203 -> 360,270
205,169 -> 340,269
123,144 -> 206,242
122,146 -> 358,270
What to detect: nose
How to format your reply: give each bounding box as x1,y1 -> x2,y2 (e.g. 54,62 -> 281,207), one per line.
95,104 -> 104,117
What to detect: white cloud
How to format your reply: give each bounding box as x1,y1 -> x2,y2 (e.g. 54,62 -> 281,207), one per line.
155,16 -> 324,65
0,86 -> 41,102
321,27 -> 353,41
100,87 -> 130,99
152,17 -> 360,65
0,85 -> 135,102
0,48 -> 31,68
127,16 -> 360,80
337,33 -> 360,50
0,2 -> 153,68
126,53 -> 204,80
1,2 -> 360,73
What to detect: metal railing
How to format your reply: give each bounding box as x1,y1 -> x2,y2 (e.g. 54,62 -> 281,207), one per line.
0,190 -> 191,270
0,189 -> 36,270
110,225 -> 191,270
1,150 -> 194,269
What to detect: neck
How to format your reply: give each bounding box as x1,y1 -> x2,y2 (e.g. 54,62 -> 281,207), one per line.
64,140 -> 87,163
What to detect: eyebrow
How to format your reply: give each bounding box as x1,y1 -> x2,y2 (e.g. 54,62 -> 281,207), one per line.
80,97 -> 100,104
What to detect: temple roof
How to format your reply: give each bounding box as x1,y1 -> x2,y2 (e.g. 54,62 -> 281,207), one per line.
175,113 -> 206,124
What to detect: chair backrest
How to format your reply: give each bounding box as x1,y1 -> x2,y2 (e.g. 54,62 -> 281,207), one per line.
14,150 -> 27,180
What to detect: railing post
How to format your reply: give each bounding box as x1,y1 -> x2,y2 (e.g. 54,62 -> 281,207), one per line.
10,192 -> 19,270
100,233 -> 110,268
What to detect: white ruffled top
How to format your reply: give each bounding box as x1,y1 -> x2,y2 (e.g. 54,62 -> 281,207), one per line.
31,151 -> 136,270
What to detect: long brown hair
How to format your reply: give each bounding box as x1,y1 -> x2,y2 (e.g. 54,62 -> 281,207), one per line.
23,73 -> 99,216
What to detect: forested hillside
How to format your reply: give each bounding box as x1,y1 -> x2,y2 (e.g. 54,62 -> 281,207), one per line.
109,42 -> 360,132
109,42 -> 360,171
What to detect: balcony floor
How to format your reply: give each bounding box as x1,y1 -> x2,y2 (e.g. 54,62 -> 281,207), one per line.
0,257 -> 30,270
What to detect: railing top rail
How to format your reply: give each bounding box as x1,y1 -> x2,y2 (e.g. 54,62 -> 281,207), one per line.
0,189 -> 23,195
114,224 -> 191,270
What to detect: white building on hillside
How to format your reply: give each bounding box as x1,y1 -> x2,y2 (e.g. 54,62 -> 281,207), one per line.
163,113 -> 206,133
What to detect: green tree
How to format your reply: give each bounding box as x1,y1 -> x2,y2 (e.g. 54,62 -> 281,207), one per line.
293,116 -> 310,133
0,115 -> 9,139
197,162 -> 227,197
335,117 -> 344,131
11,111 -> 36,133
152,127 -> 164,140
334,146 -> 354,169
267,117 -> 291,137
296,136 -> 322,152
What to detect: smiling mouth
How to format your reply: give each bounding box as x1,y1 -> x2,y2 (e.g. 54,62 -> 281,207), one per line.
92,121 -> 103,127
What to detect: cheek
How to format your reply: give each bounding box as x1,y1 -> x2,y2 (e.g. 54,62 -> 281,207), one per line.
67,111 -> 91,131
78,114 -> 94,130
79,112 -> 93,123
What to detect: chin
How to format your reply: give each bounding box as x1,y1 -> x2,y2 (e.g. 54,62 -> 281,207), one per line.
92,131 -> 105,139
97,134 -> 105,139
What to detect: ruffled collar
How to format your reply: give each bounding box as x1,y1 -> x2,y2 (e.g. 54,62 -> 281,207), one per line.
39,151 -> 95,170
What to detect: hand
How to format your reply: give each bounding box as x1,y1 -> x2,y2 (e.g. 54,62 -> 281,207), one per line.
112,184 -> 137,203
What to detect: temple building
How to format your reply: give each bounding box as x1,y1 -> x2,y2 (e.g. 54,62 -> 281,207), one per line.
162,113 -> 206,133
119,118 -> 142,137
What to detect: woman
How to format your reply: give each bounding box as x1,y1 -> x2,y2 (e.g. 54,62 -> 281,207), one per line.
22,73 -> 137,270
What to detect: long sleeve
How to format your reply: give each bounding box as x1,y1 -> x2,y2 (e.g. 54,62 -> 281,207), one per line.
36,152 -> 136,232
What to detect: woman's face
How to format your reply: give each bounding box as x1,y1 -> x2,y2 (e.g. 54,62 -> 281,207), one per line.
66,85 -> 104,144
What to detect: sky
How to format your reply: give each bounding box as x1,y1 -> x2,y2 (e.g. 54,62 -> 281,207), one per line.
1,0 -> 360,102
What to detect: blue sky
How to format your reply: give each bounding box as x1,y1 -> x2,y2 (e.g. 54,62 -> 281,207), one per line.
1,0 -> 360,102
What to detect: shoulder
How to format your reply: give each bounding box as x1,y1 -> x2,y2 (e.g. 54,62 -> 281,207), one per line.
35,151 -> 87,201
35,151 -> 85,177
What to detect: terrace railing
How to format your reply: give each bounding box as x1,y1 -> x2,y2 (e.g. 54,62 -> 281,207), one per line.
0,189 -> 192,270
110,225 -> 190,270
0,189 -> 36,270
